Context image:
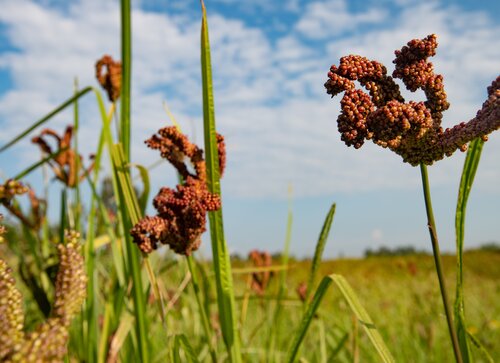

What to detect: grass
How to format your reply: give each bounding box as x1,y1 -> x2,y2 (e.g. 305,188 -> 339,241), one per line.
0,1 -> 498,362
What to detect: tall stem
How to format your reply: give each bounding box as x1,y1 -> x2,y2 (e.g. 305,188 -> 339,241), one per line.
120,0 -> 131,160
419,164 -> 463,363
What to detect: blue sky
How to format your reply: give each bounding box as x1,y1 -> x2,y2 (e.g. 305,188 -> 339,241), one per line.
0,0 -> 499,258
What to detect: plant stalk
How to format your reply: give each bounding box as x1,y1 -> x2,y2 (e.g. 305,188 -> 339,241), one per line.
419,164 -> 463,363
120,0 -> 131,161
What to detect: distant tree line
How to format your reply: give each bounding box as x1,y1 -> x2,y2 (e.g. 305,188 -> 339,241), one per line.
364,245 -> 429,257
365,242 -> 500,257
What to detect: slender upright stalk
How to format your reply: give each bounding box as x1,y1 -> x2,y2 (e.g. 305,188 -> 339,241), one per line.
119,1 -> 149,361
120,0 -> 131,161
419,164 -> 463,363
73,78 -> 82,232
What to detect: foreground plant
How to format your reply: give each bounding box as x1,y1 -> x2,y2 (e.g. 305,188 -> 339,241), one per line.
325,34 -> 499,363
130,125 -> 225,255
0,226 -> 87,362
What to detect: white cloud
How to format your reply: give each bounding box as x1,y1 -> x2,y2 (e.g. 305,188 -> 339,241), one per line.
296,0 -> 388,38
0,0 -> 499,203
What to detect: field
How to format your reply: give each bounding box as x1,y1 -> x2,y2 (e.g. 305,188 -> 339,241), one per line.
2,239 -> 498,362
1,1 -> 499,362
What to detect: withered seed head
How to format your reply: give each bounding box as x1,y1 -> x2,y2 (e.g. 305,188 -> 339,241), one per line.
31,126 -> 94,188
248,250 -> 273,296
95,55 -> 122,102
296,282 -> 308,302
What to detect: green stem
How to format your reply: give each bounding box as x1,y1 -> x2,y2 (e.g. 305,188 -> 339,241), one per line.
120,0 -> 131,161
73,78 -> 82,233
419,164 -> 463,363
186,255 -> 217,363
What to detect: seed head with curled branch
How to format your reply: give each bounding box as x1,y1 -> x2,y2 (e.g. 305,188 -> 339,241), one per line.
95,55 -> 122,102
31,126 -> 95,188
324,34 -> 500,166
130,126 -> 226,255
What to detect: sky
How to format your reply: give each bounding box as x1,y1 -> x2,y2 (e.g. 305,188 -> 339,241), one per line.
0,0 -> 499,258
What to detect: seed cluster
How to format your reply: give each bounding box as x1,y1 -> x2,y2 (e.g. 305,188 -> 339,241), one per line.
31,126 -> 94,188
130,126 -> 225,255
52,231 -> 88,323
0,180 -> 44,230
0,227 -> 87,362
0,258 -> 25,361
325,34 -> 500,165
95,55 -> 122,102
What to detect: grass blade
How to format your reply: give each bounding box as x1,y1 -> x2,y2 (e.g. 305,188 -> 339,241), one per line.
286,274 -> 395,363
305,202 -> 336,304
130,163 -> 150,215
200,2 -> 241,361
175,334 -> 202,363
455,137 -> 485,362
13,147 -> 68,181
0,86 -> 92,153
467,331 -> 494,363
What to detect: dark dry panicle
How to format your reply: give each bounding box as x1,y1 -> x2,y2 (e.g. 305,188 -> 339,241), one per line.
325,34 -> 500,165
296,282 -> 308,302
131,126 -> 225,255
31,126 -> 94,188
248,250 -> 273,296
95,55 -> 122,102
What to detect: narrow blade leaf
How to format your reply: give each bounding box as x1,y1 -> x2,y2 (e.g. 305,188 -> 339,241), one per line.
286,274 -> 395,363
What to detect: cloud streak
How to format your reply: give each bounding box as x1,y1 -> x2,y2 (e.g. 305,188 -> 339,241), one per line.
0,0 -> 498,201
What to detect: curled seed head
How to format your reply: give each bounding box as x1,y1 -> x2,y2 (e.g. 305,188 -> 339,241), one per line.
95,55 -> 122,102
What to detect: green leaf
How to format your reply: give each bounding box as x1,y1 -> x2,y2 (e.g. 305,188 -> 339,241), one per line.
200,2 -> 241,362
306,203 -> 336,303
286,274 -> 395,363
0,87 -> 92,153
174,335 -> 201,363
130,164 -> 150,215
455,137 -> 485,362
467,331 -> 494,363
13,147 -> 69,181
